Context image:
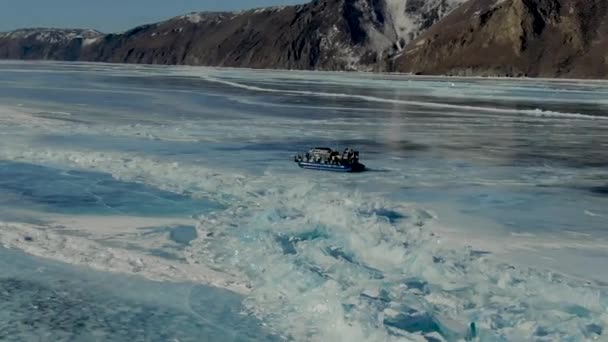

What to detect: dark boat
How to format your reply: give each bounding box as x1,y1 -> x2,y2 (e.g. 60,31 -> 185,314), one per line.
293,147 -> 366,172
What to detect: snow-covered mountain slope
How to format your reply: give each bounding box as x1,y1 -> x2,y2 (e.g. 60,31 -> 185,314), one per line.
385,0 -> 467,47
0,28 -> 102,42
0,28 -> 103,61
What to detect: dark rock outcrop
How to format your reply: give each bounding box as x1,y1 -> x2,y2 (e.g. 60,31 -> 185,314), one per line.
395,0 -> 608,78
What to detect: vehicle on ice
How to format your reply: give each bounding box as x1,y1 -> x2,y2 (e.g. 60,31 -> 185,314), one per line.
293,147 -> 366,172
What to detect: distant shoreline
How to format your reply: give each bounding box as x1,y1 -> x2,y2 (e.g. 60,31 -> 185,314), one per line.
2,59 -> 608,83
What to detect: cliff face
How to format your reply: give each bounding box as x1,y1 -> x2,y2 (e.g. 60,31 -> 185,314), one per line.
395,0 -> 608,78
1,0 -> 607,78
78,2 -> 383,71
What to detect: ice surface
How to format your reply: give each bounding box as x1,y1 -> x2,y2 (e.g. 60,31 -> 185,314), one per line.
0,61 -> 607,341
0,160 -> 220,216
0,219 -> 251,294
194,74 -> 608,120
184,183 -> 607,341
0,247 -> 276,341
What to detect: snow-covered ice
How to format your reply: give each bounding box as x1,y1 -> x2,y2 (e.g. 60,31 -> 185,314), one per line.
0,61 -> 607,341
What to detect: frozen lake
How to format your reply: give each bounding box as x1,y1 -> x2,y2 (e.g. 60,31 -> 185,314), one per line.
0,61 -> 607,341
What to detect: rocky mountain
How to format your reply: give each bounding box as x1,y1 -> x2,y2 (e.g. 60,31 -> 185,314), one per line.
0,28 -> 102,61
1,0 -> 607,78
0,0 -> 465,71
396,0 -> 608,78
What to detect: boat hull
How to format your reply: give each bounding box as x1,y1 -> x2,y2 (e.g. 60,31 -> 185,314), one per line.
297,161 -> 366,173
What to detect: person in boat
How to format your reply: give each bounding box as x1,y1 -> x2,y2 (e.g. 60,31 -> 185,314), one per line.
330,151 -> 339,165
342,148 -> 351,164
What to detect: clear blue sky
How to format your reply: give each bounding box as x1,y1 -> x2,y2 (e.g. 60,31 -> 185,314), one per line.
1,0 -> 306,33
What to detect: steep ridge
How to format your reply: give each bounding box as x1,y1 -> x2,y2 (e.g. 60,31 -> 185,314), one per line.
0,0 -> 465,71
396,0 -> 608,78
1,0 -> 606,78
